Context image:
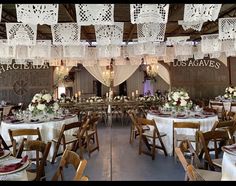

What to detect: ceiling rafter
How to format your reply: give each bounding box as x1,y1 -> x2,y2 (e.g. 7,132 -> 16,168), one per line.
126,24 -> 136,44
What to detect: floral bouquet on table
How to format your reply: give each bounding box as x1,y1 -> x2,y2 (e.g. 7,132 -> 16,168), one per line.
113,96 -> 123,102
113,96 -> 130,102
224,86 -> 236,100
165,89 -> 192,111
28,91 -> 60,117
86,96 -> 103,103
136,95 -> 159,102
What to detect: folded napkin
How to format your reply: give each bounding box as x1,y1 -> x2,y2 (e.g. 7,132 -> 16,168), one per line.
11,119 -> 23,123
0,155 -> 28,173
177,114 -> 185,118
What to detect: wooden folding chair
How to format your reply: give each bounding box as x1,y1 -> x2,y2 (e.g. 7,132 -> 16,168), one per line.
128,111 -> 140,144
83,115 -> 100,157
197,130 -> 229,171
137,117 -> 167,160
173,122 -> 200,157
211,120 -> 236,146
8,128 -> 42,157
175,147 -> 222,181
16,139 -> 51,181
51,120 -> 86,164
209,102 -> 225,121
51,148 -> 88,181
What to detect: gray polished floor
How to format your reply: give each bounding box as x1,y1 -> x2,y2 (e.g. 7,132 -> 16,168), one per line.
45,117 -> 185,181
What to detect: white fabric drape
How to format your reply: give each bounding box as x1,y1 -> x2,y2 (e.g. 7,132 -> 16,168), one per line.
113,64 -> 139,86
84,64 -> 109,86
157,63 -> 170,85
84,64 -> 139,87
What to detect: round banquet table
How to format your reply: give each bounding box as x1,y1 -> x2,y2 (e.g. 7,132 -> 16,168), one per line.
221,147 -> 236,180
146,113 -> 218,156
0,115 -> 78,162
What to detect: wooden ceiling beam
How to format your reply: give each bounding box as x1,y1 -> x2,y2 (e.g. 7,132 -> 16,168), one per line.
126,24 -> 136,44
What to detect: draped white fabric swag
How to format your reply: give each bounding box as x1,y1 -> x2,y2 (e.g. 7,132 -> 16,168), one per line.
84,63 -> 139,87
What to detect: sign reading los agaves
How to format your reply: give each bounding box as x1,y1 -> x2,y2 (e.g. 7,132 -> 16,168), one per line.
173,59 -> 221,69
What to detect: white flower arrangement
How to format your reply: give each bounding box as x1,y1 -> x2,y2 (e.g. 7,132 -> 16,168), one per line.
113,96 -> 130,102
136,95 -> 159,102
167,89 -> 192,110
224,86 -> 236,99
28,91 -> 59,117
86,96 -> 104,103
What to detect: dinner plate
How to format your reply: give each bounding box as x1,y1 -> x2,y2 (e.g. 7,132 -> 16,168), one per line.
0,159 -> 30,175
0,150 -> 11,159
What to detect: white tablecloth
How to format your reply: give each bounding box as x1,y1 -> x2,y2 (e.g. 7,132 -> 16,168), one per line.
146,113 -> 218,155
221,151 -> 236,180
0,116 -> 78,162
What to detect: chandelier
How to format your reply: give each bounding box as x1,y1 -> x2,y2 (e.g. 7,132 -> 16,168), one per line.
102,59 -> 114,87
146,63 -> 159,78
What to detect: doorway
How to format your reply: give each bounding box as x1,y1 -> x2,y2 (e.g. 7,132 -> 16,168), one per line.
119,81 -> 127,96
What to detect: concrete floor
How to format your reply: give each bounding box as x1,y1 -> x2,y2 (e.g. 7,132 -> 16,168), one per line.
45,117 -> 185,181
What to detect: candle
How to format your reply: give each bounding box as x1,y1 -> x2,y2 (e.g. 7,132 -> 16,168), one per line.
132,92 -> 135,97
106,92 -> 109,97
135,90 -> 138,95
75,93 -> 78,98
78,91 -> 81,97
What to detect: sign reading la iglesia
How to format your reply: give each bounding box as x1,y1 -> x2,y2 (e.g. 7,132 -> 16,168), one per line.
0,62 -> 50,74
173,58 -> 221,69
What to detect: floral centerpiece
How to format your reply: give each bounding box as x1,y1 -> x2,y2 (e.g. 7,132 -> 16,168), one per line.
165,89 -> 192,111
136,95 -> 159,102
86,96 -> 104,103
224,86 -> 236,99
28,91 -> 60,117
113,96 -> 130,102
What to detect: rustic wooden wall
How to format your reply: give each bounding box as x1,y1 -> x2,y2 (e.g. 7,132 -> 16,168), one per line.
0,63 -> 53,105
228,57 -> 236,86
170,58 -> 229,99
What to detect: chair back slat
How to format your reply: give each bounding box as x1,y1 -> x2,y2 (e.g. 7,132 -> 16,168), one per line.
9,128 -> 42,139
63,122 -> 81,131
173,122 -> 200,129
